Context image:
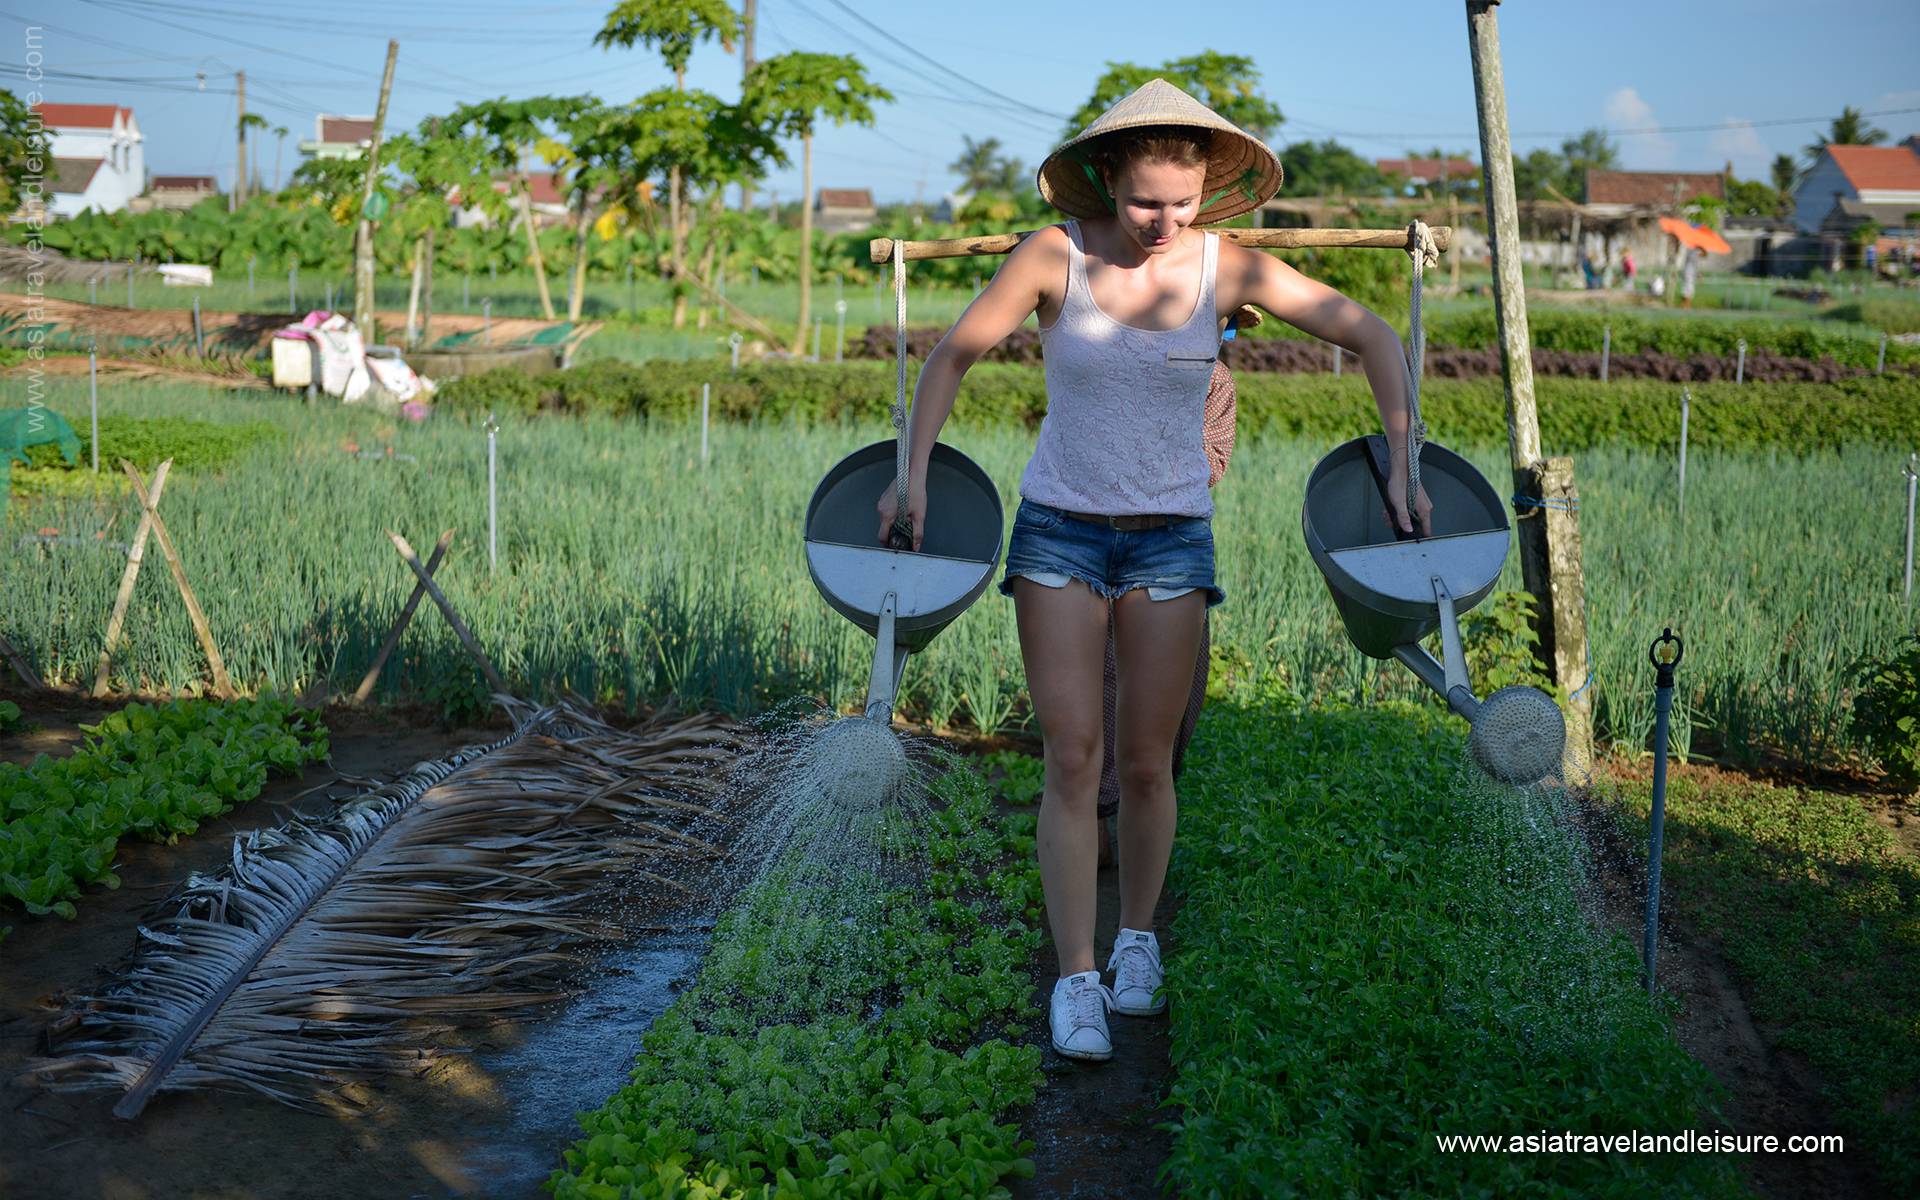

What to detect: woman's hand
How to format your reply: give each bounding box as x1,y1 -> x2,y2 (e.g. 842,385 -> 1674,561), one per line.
1385,460 -> 1434,536
875,473 -> 928,551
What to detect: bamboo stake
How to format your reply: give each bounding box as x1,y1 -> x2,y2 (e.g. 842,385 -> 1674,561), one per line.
386,530 -> 507,696
351,528 -> 455,704
122,461 -> 235,699
92,459 -> 173,697
676,265 -> 782,345
868,225 -> 1453,264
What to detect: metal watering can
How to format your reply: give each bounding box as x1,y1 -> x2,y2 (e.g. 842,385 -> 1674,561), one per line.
802,440 -> 1002,800
1302,435 -> 1566,784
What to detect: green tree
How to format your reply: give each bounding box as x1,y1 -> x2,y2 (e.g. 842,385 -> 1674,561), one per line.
1723,176 -> 1783,219
1804,105 -> 1888,165
1560,127 -> 1618,199
270,123 -> 290,192
0,88 -> 48,216
1513,147 -> 1564,202
389,116 -> 503,341
596,0 -> 743,326
1769,152 -> 1798,195
949,135 -> 1004,193
1066,52 -> 1282,142
1278,139 -> 1385,197
743,52 -> 890,355
442,95 -> 599,319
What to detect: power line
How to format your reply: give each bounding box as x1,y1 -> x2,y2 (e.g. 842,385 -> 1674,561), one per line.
813,0 -> 1069,124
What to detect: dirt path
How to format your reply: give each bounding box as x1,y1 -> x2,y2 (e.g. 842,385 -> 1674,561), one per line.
0,697 -> 702,1200
1008,816 -> 1177,1200
1575,779 -> 1882,1200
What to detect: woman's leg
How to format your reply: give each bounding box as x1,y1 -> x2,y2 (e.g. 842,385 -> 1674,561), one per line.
1112,589 -> 1207,932
1013,576 -> 1113,978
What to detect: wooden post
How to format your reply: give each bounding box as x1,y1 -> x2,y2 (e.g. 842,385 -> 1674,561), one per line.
353,40 -> 399,342
352,528 -> 454,704
1519,458 -> 1594,773
234,70 -> 247,209
386,530 -> 508,696
121,461 -> 235,699
92,459 -> 172,697
1469,0 -> 1591,767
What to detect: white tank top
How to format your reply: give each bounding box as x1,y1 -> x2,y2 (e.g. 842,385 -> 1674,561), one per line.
1019,218 -> 1220,518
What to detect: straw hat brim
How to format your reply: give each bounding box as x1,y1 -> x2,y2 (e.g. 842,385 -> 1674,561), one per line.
1036,78 -> 1282,226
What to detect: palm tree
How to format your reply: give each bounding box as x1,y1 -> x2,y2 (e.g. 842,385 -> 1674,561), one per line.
272,124 -> 289,192
596,0 -> 742,327
1804,106 -> 1888,165
1769,153 -> 1798,195
949,135 -> 1003,193
743,52 -> 890,356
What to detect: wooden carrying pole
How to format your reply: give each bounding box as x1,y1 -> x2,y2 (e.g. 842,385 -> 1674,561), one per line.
869,225 -> 1453,264
1467,0 -> 1591,766
121,460 -> 236,699
92,459 -> 172,697
386,530 -> 508,697
352,39 -> 399,340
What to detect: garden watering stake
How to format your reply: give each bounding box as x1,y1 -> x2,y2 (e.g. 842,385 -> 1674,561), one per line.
89,276 -> 96,306
288,266 -> 296,314
486,412 -> 498,576
89,338 -> 98,473
1902,453 -> 1916,601
482,297 -> 491,343
248,256 -> 255,294
1644,628 -> 1684,993
128,261 -> 135,308
1735,339 -> 1745,385
700,384 -> 710,464
835,299 -> 847,363
192,296 -> 203,355
1678,387 -> 1691,522
1601,324 -> 1610,383
729,332 -> 742,373
1878,333 -> 1888,376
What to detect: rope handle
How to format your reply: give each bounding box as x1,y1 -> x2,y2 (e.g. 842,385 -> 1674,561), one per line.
889,238 -> 914,550
1403,218 -> 1437,533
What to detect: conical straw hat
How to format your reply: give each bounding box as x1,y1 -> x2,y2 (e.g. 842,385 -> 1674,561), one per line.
1036,78 -> 1282,225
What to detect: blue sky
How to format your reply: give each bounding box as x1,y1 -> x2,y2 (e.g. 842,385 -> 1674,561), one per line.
7,0 -> 1918,201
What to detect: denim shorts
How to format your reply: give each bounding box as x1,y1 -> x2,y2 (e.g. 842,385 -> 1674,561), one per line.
997,499 -> 1224,609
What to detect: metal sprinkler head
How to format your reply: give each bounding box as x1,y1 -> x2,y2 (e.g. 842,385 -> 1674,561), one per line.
1469,685 -> 1568,786
806,716 -> 910,812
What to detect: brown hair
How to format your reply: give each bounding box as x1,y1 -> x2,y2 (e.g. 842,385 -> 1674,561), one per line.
1086,125 -> 1212,184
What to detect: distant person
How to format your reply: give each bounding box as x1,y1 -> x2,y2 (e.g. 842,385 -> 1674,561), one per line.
1580,252 -> 1600,290
1679,247 -> 1699,307
1621,249 -> 1637,290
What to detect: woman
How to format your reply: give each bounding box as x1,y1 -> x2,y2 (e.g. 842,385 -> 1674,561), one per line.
876,79 -> 1430,1062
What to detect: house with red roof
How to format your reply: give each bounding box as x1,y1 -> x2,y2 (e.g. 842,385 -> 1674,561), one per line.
33,102 -> 144,217
1792,139 -> 1920,234
298,114 -> 377,161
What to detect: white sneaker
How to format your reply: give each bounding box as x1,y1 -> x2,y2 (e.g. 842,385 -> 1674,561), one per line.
1107,928 -> 1166,1016
1049,970 -> 1115,1061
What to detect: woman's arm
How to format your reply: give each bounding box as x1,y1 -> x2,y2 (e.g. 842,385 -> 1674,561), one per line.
875,226 -> 1066,548
1222,244 -> 1432,533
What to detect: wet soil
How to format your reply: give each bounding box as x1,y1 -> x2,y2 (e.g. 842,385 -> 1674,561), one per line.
0,695 -> 705,1200
1005,814 -> 1177,1200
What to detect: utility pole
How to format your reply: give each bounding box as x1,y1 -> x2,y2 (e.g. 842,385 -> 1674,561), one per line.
1465,0 -> 1592,769
233,70 -> 246,210
740,0 -> 757,213
353,39 -> 399,342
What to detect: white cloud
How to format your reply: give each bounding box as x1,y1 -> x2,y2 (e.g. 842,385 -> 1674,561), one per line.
1708,118 -> 1773,179
1603,86 -> 1676,169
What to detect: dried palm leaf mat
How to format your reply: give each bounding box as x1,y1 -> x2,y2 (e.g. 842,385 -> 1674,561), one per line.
23,697 -> 751,1119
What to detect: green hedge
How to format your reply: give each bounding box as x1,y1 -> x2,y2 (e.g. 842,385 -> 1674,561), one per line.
435,359 -> 1920,451
1242,306 -> 1918,367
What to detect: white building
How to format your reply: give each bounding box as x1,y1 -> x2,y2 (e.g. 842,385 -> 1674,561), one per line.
1792,139 -> 1920,233
35,102 -> 144,217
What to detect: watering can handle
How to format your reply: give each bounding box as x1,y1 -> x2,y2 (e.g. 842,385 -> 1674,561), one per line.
1362,435 -> 1419,542
887,517 -> 914,552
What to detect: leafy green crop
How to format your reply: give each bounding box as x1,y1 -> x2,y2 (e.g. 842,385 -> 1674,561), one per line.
548,761 -> 1044,1199
433,360 -> 1920,452
1847,635 -> 1920,787
1161,693 -> 1749,1197
0,696 -> 327,920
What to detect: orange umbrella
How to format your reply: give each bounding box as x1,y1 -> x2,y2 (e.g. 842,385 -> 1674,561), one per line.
1658,215 -> 1731,255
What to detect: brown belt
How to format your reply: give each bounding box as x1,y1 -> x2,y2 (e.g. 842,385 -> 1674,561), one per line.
1060,509 -> 1175,531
